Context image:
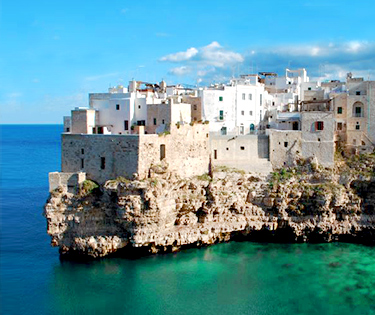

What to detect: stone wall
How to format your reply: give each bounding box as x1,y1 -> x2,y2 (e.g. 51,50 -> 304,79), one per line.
138,123 -> 210,179
269,130 -> 302,168
60,123 -> 210,184
61,134 -> 140,183
49,172 -> 86,193
210,134 -> 272,174
301,112 -> 334,167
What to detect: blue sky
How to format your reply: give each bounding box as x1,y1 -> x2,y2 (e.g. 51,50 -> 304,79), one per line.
1,0 -> 375,123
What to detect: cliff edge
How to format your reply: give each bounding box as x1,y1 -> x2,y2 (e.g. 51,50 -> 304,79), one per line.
44,154 -> 375,258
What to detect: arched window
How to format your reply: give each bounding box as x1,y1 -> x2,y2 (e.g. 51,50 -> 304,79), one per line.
353,102 -> 364,117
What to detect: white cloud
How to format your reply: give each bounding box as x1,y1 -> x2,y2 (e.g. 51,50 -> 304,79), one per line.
160,41 -> 244,82
159,40 -> 375,83
169,66 -> 191,76
160,47 -> 198,62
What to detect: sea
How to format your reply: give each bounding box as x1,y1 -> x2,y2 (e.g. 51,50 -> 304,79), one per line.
0,124 -> 375,315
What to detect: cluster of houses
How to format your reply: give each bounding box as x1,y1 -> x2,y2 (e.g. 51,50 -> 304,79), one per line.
50,68 -> 375,191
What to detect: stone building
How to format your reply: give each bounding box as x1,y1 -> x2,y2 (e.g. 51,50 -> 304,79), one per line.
60,123 -> 210,184
269,111 -> 335,168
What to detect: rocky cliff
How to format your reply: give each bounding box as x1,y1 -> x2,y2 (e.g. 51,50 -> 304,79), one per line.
44,154 -> 375,258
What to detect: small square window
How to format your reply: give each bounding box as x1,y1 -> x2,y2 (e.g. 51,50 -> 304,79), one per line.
240,146 -> 245,150
241,110 -> 244,115
337,107 -> 343,114
356,123 -> 360,130
153,118 -> 157,125
138,105 -> 141,109
356,91 -> 361,95
337,122 -> 343,130
116,104 -> 120,110
249,111 -> 253,116
219,96 -> 223,101
284,142 -> 288,148
316,121 -> 324,131
308,87 -> 312,90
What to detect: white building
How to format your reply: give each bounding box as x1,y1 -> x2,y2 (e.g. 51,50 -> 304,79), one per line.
198,75 -> 270,136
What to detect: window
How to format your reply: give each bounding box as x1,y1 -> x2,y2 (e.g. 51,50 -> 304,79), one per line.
153,118 -> 157,125
81,158 -> 84,169
316,121 -> 324,131
100,157 -> 105,170
219,110 -> 224,120
240,126 -> 244,135
66,127 -> 70,132
138,105 -> 141,109
260,94 -> 263,105
241,110 -> 244,115
214,150 -> 217,159
219,96 -> 223,101
249,111 -> 253,116
260,110 -> 262,118
116,104 -> 120,110
337,122 -> 343,130
193,105 -> 197,110
160,144 -> 166,160
124,120 -> 129,130
81,148 -> 84,154
355,107 -> 362,117
221,127 -> 227,135
249,94 -> 252,100
284,142 -> 288,148
356,122 -> 360,130
137,120 -> 146,126
162,119 -> 165,124
240,146 -> 245,150
97,127 -> 103,134
356,91 -> 361,95
308,87 -> 312,91
337,107 -> 343,114
242,93 -> 245,100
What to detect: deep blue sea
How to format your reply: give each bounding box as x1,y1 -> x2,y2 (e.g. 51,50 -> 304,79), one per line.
1,124 -> 375,315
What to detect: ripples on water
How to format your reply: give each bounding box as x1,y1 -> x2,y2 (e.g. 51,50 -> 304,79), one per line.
1,125 -> 375,315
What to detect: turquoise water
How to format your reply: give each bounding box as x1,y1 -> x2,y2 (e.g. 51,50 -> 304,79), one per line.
1,125 -> 375,315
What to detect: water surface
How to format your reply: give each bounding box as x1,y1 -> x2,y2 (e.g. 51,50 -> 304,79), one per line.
1,125 -> 374,315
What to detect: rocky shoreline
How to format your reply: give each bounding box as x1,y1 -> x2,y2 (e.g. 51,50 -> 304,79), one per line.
44,154 -> 375,259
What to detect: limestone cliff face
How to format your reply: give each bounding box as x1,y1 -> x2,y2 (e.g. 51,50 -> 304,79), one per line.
44,156 -> 375,258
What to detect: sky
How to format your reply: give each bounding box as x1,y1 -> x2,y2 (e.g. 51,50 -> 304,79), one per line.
1,0 -> 375,123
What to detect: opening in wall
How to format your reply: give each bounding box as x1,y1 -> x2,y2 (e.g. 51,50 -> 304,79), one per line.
100,157 -> 105,170
214,150 -> 217,159
160,144 -> 166,160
